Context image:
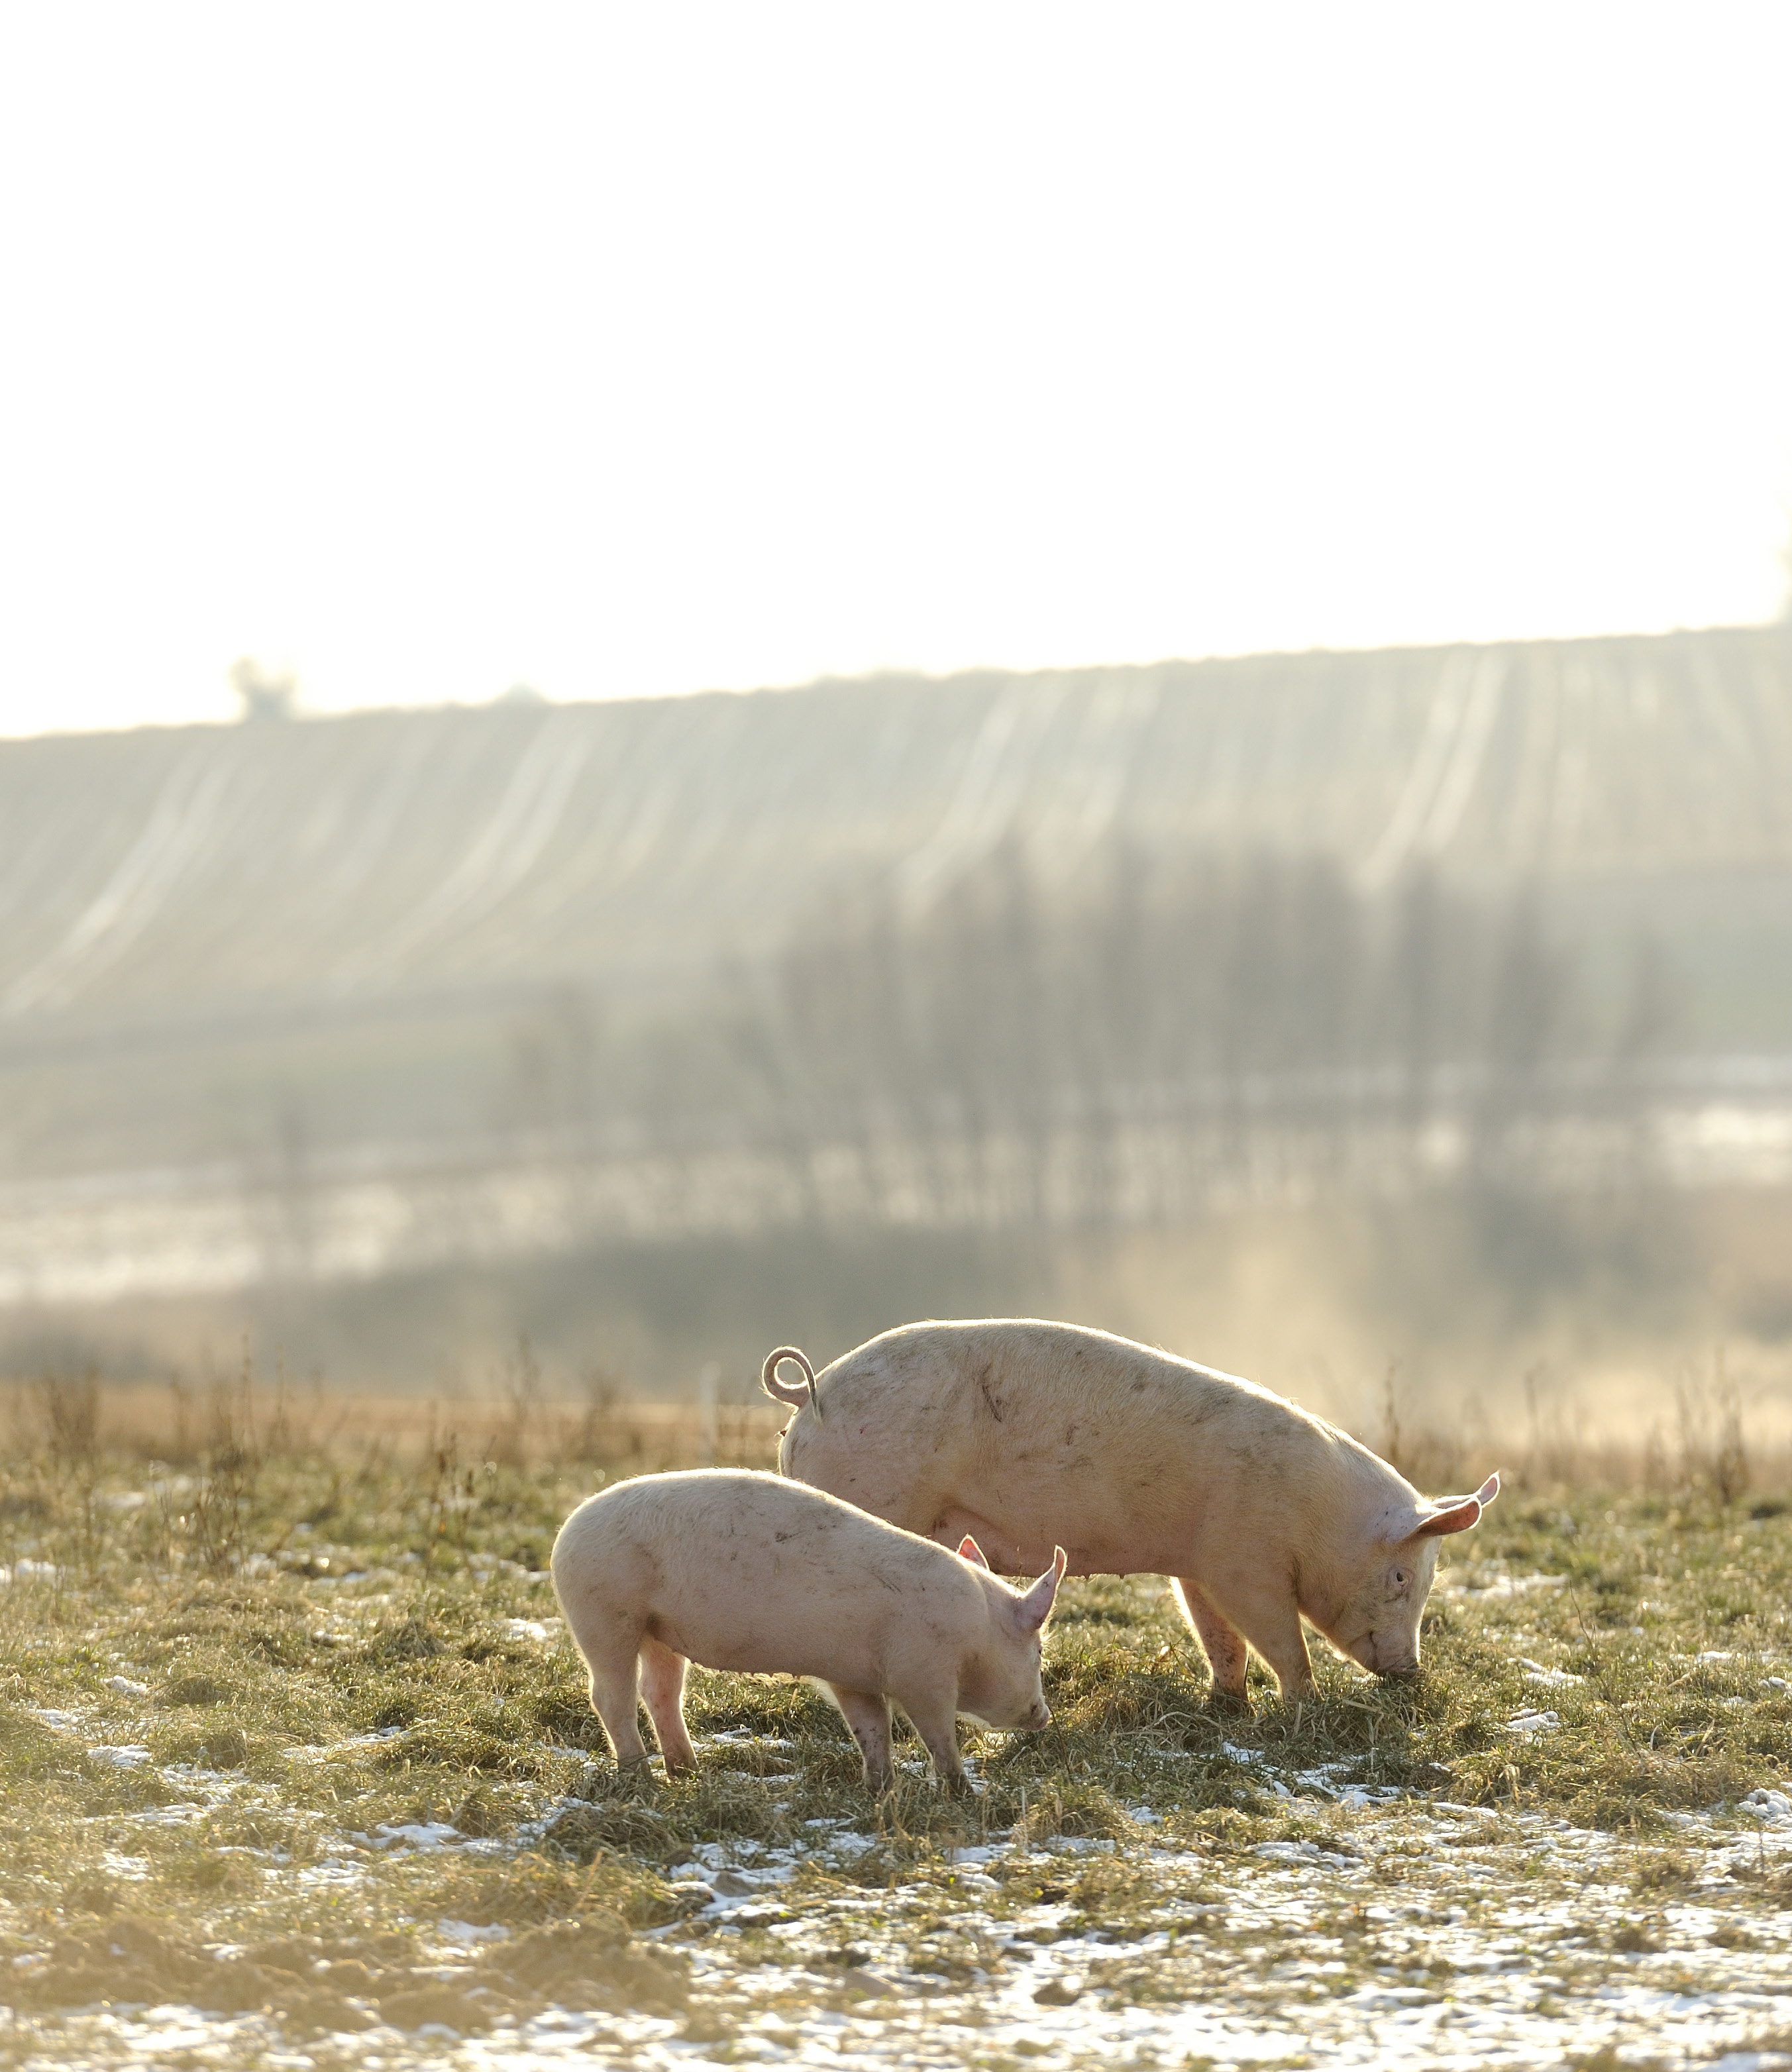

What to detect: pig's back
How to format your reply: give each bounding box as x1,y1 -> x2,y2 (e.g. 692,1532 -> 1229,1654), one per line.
785,1319 -> 1324,1575
552,1469 -> 978,1681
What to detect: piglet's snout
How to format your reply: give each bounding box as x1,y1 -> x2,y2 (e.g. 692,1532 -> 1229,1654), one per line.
1020,1698 -> 1051,1731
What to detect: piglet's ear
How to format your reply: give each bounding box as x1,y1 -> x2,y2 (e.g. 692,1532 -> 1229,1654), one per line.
1014,1546 -> 1067,1634
958,1535 -> 991,1571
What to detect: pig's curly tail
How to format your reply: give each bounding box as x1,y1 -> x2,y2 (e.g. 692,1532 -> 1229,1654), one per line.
761,1346 -> 821,1422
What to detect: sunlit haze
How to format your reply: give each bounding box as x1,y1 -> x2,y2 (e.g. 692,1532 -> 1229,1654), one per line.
1,4 -> 1789,739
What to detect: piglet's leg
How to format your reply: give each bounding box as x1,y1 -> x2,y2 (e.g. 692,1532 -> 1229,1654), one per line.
827,1685 -> 894,1793
586,1649 -> 651,1769
1173,1578 -> 1250,1702
897,1690 -> 967,1791
639,1637 -> 698,1773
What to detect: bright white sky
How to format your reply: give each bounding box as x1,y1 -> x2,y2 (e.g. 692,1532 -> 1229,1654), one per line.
1,5 -> 1788,739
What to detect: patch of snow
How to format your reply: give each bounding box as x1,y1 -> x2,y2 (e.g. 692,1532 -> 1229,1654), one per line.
821,1830 -> 876,1860
437,1920 -> 510,1945
1332,1783 -> 1402,1810
1504,1709 -> 1561,1734
2,1559 -> 65,1586
373,1821 -> 462,1851
500,1617 -> 562,1644
1520,1658 -> 1584,1687
1468,1571 -> 1567,1597
86,1745 -> 154,1768
287,1724 -> 408,1759
1254,1839 -> 1357,1867
127,1804 -> 211,1828
294,1863 -> 368,1889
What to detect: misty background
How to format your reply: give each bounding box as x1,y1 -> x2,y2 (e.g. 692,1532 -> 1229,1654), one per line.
3,7 -> 1791,1450
5,625 -> 1791,1441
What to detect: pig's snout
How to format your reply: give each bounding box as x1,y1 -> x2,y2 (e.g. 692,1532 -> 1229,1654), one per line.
1352,1632 -> 1420,1680
1020,1698 -> 1051,1732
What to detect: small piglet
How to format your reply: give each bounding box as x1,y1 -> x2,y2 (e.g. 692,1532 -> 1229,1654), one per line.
549,1468 -> 1065,1790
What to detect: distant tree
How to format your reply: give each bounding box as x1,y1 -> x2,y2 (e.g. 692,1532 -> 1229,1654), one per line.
1387,866 -> 1444,1129
1612,931 -> 1684,1070
1475,886 -> 1573,1173
1484,888 -> 1568,1084
503,986 -> 602,1153
1606,931 -> 1687,1184
229,657 -> 297,721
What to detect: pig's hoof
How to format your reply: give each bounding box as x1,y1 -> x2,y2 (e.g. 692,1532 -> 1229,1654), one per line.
1202,1686 -> 1251,1716
610,1759 -> 659,1797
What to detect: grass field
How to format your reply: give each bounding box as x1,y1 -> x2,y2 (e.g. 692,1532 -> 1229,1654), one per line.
3,1375 -> 1792,2069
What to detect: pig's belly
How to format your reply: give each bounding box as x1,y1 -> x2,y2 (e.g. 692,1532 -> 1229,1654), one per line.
931,1470 -> 1194,1579
646,1608 -> 877,1689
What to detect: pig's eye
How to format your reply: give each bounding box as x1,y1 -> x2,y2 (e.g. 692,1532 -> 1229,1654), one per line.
1390,1567 -> 1410,1590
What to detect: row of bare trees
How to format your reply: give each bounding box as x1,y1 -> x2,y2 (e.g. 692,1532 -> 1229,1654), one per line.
496,845 -> 1684,1236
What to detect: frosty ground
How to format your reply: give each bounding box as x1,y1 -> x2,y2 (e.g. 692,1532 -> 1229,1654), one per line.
3,1427 -> 1791,2071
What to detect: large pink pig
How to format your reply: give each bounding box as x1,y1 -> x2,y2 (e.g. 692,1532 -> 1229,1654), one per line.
764,1320 -> 1497,1701
549,1467 -> 1065,1790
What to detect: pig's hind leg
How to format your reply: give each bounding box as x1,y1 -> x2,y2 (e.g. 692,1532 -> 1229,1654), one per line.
638,1636 -> 698,1773
580,1641 -> 652,1770
1173,1578 -> 1250,1703
826,1684 -> 894,1793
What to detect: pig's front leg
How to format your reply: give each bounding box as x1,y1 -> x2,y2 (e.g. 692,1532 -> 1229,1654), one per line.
1173,1577 -> 1250,1703
827,1685 -> 894,1792
639,1636 -> 698,1773
1237,1594 -> 1316,1702
896,1690 -> 967,1792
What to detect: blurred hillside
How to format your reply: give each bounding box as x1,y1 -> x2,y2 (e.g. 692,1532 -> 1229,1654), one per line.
4,624 -> 1791,1404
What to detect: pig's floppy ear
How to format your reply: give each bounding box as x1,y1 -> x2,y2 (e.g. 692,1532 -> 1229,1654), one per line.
1014,1547 -> 1067,1634
1412,1473 -> 1501,1539
957,1535 -> 991,1571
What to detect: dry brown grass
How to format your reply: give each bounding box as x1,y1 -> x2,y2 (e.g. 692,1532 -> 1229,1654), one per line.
0,1374 -> 784,1476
